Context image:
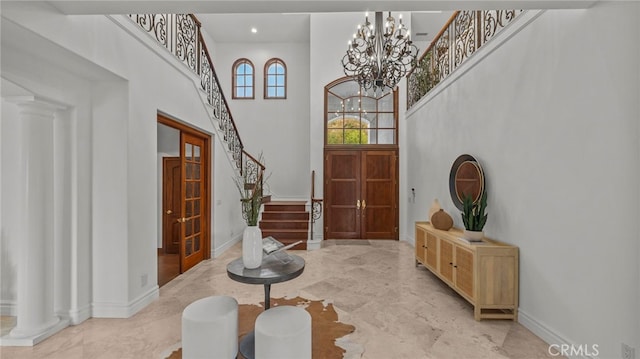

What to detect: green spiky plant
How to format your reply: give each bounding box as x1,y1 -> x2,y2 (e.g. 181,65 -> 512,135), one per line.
461,191 -> 488,231
234,154 -> 269,226
235,173 -> 263,226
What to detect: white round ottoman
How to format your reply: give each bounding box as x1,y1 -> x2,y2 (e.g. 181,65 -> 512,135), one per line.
255,305 -> 311,359
182,296 -> 238,359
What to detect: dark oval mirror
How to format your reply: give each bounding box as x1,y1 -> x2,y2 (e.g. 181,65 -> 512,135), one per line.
449,154 -> 485,210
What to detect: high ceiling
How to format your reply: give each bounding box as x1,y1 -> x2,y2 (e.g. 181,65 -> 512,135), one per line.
47,1 -> 597,15
40,1 -> 595,45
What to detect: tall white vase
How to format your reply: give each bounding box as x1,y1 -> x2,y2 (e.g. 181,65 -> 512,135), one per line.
242,226 -> 263,269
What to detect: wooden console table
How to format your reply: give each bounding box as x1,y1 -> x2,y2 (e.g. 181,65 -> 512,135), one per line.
415,222 -> 519,320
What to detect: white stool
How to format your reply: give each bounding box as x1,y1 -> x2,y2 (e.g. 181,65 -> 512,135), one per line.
255,305 -> 311,359
182,296 -> 238,359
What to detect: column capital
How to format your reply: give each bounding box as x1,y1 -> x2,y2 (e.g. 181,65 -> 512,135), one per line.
4,96 -> 67,119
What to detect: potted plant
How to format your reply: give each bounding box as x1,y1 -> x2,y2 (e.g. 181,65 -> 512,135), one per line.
461,191 -> 488,241
234,160 -> 267,269
235,174 -> 263,227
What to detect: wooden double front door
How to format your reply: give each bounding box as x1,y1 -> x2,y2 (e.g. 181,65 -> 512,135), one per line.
324,149 -> 398,240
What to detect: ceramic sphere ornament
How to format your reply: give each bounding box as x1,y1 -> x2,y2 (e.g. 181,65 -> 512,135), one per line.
431,209 -> 453,231
428,199 -> 441,222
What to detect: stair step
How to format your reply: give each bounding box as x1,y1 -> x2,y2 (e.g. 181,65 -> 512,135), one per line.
261,211 -> 310,221
259,220 -> 309,230
261,229 -> 308,240
259,201 -> 309,248
264,201 -> 306,212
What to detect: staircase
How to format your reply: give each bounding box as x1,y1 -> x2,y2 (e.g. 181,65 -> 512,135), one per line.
129,14 -> 321,250
260,201 -> 309,250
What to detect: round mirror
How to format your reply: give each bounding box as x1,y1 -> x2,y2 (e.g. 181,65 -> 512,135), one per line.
449,154 -> 485,210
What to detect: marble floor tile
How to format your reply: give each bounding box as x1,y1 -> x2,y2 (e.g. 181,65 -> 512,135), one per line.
0,240 -> 557,359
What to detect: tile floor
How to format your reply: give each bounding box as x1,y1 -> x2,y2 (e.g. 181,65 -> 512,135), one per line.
0,240 -> 556,358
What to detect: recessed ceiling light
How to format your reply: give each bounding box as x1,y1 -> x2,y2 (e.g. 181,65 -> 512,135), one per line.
251,27 -> 258,34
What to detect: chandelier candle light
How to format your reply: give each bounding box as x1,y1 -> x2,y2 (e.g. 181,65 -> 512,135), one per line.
342,11 -> 419,93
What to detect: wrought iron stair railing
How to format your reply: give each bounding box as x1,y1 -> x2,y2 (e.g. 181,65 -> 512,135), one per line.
129,13 -> 264,184
407,9 -> 524,109
309,170 -> 323,242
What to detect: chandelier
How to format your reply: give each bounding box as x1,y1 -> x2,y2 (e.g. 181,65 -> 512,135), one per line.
342,11 -> 419,93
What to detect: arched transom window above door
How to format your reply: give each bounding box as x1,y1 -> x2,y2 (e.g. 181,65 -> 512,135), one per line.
325,78 -> 398,145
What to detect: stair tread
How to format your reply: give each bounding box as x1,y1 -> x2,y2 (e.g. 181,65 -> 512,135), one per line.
262,210 -> 308,213
265,201 -> 307,205
261,219 -> 308,222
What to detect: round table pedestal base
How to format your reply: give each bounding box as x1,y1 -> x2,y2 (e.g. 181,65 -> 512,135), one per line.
239,331 -> 255,359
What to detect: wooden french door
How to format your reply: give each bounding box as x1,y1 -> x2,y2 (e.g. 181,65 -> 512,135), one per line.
180,132 -> 207,272
158,114 -> 210,274
324,149 -> 398,240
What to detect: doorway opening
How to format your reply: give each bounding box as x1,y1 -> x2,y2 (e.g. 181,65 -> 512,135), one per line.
157,114 -> 211,287
323,77 -> 399,240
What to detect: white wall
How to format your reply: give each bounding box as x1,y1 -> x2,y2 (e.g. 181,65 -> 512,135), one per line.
405,4 -> 639,357
1,32 -> 97,324
309,12 -> 412,240
1,1 -> 244,319
214,42 -> 311,200
212,138 -> 246,256
0,101 -> 22,315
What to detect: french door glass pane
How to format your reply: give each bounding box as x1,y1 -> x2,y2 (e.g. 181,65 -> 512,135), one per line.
185,144 -> 193,160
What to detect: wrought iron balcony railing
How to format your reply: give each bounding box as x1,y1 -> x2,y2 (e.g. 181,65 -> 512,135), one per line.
129,13 -> 263,180
407,10 -> 523,109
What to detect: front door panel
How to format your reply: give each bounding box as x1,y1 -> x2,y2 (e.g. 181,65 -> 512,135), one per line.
324,149 -> 397,239
325,151 -> 361,239
362,150 -> 396,239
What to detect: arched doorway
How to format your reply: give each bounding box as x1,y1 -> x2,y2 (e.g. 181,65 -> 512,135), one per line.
323,78 -> 399,240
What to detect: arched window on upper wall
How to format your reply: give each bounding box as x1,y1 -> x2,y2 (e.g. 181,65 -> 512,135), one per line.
264,58 -> 286,99
232,58 -> 254,99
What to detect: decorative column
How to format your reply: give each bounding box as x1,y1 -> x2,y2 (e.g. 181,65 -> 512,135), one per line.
4,96 -> 68,345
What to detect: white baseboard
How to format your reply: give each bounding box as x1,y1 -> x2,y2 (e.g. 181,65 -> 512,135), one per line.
307,237 -> 322,250
67,304 -> 91,325
518,309 -> 595,359
91,286 -> 159,318
0,300 -> 16,316
404,235 -> 416,247
213,234 -> 242,258
0,317 -> 69,346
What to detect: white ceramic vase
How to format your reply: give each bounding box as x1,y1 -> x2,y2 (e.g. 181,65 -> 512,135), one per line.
242,226 -> 263,269
463,229 -> 484,241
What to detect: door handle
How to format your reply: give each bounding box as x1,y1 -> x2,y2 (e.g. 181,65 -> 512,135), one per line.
356,200 -> 361,210
166,209 -> 173,215
362,200 -> 366,209
177,217 -> 186,223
